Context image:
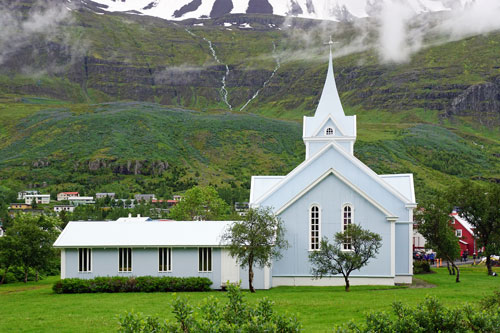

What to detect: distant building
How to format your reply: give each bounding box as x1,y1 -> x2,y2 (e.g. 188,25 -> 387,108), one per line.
9,203 -> 32,210
96,193 -> 116,200
69,196 -> 95,206
451,211 -> 477,255
0,226 -> 4,237
57,192 -> 80,201
134,194 -> 156,202
234,202 -> 249,216
54,205 -> 76,213
173,195 -> 183,201
24,194 -> 50,205
17,190 -> 38,200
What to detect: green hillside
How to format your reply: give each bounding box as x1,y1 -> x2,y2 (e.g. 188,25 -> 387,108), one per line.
0,5 -> 499,203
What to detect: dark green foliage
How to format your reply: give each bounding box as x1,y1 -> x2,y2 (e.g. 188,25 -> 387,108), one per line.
52,276 -> 212,294
117,283 -> 301,332
480,290 -> 500,310
413,261 -> 431,274
333,296 -> 500,332
309,224 -> 382,292
221,207 -> 289,292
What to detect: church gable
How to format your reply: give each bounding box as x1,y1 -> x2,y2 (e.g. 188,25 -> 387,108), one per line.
255,143 -> 411,219
314,117 -> 344,138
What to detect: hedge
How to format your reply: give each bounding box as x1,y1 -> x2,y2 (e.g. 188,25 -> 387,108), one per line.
52,276 -> 212,294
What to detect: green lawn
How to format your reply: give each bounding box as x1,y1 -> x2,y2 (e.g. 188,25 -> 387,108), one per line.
1,266 -> 499,332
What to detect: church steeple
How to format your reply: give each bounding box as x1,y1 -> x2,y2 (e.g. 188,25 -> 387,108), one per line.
314,38 -> 346,121
302,41 -> 357,159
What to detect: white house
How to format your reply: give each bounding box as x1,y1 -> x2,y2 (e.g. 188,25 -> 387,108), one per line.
57,192 -> 79,201
96,192 -> 115,199
53,219 -> 269,289
24,194 -> 50,205
18,190 -> 38,200
54,205 -> 76,213
69,196 -> 95,206
53,50 -> 416,288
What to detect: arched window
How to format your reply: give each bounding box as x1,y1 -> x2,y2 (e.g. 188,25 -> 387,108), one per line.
343,205 -> 352,250
325,127 -> 334,136
310,205 -> 320,250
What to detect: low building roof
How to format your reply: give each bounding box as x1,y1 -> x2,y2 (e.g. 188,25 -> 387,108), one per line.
53,220 -> 233,248
60,192 -> 79,195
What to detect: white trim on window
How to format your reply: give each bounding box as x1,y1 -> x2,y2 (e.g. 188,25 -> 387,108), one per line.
342,204 -> 353,251
456,229 -> 462,238
309,204 -> 321,251
158,247 -> 172,272
78,248 -> 92,272
118,248 -> 132,272
198,247 -> 212,272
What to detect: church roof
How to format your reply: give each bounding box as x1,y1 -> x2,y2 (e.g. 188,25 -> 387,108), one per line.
53,220 -> 233,247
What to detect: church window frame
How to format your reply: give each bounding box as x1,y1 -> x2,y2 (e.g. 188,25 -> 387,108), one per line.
309,204 -> 321,251
325,127 -> 335,136
342,204 -> 353,251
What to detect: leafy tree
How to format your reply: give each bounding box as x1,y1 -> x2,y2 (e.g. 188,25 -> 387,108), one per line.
221,207 -> 288,293
416,199 -> 461,282
451,181 -> 500,276
169,186 -> 229,221
0,232 -> 21,284
309,224 -> 382,292
1,214 -> 61,282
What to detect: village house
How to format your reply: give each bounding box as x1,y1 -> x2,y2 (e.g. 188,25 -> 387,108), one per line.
54,205 -> 76,213
451,211 -> 477,255
17,190 -> 38,200
134,194 -> 156,202
9,203 -> 32,210
57,192 -> 79,201
96,193 -> 116,200
69,196 -> 95,206
53,50 -> 416,288
24,194 -> 50,205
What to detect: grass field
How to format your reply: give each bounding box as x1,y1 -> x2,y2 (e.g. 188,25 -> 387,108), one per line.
1,265 -> 499,332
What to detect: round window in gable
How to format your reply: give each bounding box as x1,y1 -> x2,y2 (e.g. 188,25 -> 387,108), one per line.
325,127 -> 335,136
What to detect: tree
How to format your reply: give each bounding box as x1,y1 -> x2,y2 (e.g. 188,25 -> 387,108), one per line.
221,207 -> 288,293
309,224 -> 382,292
0,232 -> 21,284
416,199 -> 461,282
170,186 -> 230,221
451,181 -> 500,276
1,214 -> 61,282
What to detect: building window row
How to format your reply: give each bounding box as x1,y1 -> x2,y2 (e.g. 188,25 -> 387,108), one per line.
309,204 -> 354,251
77,247 -> 212,273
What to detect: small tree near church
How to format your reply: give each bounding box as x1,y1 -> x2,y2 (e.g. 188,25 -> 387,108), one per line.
309,224 -> 382,292
221,207 -> 288,293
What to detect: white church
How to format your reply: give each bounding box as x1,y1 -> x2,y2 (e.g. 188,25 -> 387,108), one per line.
54,49 -> 416,288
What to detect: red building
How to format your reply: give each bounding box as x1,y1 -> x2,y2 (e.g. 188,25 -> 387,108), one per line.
450,211 -> 477,255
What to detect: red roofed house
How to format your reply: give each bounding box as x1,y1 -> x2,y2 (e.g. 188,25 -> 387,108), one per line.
57,192 -> 79,202
450,211 -> 477,255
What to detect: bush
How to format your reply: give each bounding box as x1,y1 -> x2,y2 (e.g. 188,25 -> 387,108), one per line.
333,295 -> 500,332
0,266 -> 40,284
413,261 -> 431,274
52,276 -> 212,294
118,283 -> 302,332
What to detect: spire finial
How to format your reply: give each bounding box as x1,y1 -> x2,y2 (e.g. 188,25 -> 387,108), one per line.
325,35 -> 338,58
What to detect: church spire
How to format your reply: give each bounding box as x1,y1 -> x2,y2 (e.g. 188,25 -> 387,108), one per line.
314,38 -> 346,121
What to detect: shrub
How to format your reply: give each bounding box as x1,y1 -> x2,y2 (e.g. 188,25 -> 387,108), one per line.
413,261 -> 431,274
52,276 -> 212,294
1,266 -> 42,284
333,295 -> 500,332
118,283 -> 302,332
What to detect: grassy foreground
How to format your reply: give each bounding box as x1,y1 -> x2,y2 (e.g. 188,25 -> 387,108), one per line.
0,266 -> 499,332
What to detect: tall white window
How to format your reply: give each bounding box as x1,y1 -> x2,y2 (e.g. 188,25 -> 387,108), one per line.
198,247 -> 212,272
343,205 -> 353,251
159,248 -> 172,272
456,229 -> 462,238
310,205 -> 320,250
118,248 -> 132,272
325,127 -> 335,136
78,248 -> 92,272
